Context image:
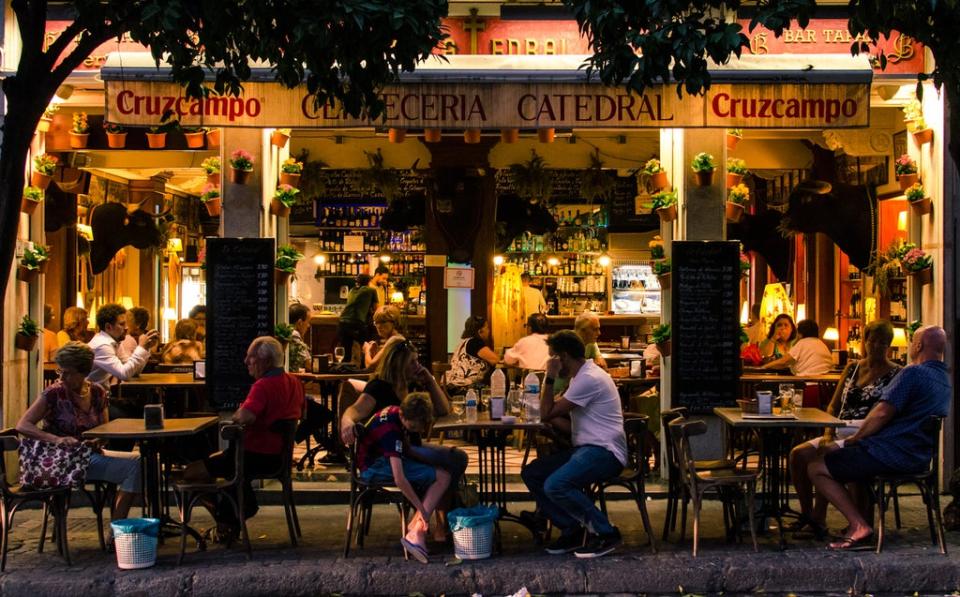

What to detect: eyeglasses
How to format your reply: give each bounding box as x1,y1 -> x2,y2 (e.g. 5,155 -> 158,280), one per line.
56,368 -> 81,378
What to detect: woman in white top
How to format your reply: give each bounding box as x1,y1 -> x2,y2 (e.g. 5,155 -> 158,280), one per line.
762,319 -> 832,375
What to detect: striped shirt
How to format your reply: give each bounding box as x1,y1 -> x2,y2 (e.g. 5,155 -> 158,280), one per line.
357,406 -> 408,472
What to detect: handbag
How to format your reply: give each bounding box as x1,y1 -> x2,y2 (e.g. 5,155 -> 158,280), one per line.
18,437 -> 93,489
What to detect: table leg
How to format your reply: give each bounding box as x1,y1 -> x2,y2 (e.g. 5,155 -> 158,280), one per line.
140,439 -> 206,549
757,429 -> 787,550
475,429 -> 542,544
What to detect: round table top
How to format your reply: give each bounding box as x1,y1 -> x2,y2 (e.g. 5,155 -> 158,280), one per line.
432,413 -> 547,432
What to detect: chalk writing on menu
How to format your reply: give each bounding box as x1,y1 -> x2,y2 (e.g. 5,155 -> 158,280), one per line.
671,241 -> 741,414
206,238 -> 275,410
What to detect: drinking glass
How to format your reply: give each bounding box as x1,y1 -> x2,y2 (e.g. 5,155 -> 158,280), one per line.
480,388 -> 491,412
451,396 -> 466,422
334,347 -> 345,364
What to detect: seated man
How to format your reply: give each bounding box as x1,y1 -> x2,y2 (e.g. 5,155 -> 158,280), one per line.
809,325 -> 950,549
762,318 -> 833,375
88,303 -> 159,388
521,330 -> 627,559
503,313 -> 550,370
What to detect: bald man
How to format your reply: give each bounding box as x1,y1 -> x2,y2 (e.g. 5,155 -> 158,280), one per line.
810,326 -> 950,550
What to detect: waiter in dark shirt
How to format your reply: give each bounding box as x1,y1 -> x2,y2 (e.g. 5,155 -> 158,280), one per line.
338,273 -> 379,363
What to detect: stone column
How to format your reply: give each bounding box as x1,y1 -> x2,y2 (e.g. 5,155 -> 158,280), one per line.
220,128 -> 264,239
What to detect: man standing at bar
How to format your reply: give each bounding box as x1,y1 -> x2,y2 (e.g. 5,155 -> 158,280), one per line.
809,326 -> 950,549
521,272 -> 547,318
338,273 -> 379,363
88,303 -> 158,388
521,330 -> 626,558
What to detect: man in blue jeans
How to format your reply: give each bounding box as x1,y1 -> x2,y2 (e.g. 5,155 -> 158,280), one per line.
521,330 -> 627,558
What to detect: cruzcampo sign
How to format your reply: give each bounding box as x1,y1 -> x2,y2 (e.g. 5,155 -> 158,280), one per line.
104,80 -> 869,129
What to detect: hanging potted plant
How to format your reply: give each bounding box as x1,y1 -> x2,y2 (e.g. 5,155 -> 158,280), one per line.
652,323 -> 671,358
654,259 -> 672,290
650,190 -> 678,223
691,152 -> 717,187
279,158 -> 303,187
902,99 -> 922,127
500,128 -> 519,144
206,127 -> 221,148
20,186 -> 44,215
271,128 -> 292,148
182,126 -> 206,149
14,316 -> 40,352
901,246 -> 933,286
69,112 -> 90,148
726,183 -> 749,223
909,117 -> 934,146
32,244 -> 50,273
649,236 -> 665,260
423,128 -> 442,143
200,184 -> 221,217
202,157 -> 221,185
270,184 -> 300,217
387,128 -> 406,144
510,150 -> 553,205
103,122 -> 127,148
16,246 -> 45,283
740,252 -> 751,278
359,148 -> 400,203
275,245 -> 303,285
229,149 -> 255,184
642,158 -> 670,191
37,104 -> 58,133
580,150 -> 615,203
905,183 -> 932,216
895,154 -> 918,190
31,154 -> 57,190
274,323 -> 295,348
726,129 -> 743,151
726,158 -> 748,187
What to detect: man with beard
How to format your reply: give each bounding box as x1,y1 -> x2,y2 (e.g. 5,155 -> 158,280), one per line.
88,303 -> 158,389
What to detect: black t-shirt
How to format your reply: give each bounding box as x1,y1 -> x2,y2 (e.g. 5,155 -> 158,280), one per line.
362,378 -> 422,445
464,337 -> 486,358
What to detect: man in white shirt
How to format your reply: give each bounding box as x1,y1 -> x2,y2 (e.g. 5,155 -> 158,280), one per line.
763,319 -> 833,375
521,273 -> 547,318
88,303 -> 159,388
521,330 -> 627,559
503,313 -> 550,370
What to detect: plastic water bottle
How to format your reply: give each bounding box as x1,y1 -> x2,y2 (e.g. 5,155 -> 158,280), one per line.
523,372 -> 541,423
465,389 -> 478,423
490,368 -> 506,399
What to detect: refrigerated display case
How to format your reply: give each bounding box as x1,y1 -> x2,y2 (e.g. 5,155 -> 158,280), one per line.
610,263 -> 660,314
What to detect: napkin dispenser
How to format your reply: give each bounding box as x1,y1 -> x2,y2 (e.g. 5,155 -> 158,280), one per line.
144,404 -> 164,430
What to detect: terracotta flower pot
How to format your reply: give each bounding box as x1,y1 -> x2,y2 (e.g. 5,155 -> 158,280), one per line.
657,204 -> 677,223
725,201 -> 745,223
14,333 -> 38,352
37,117 -> 52,133
106,132 -> 127,149
898,172 -> 918,190
910,267 -> 933,286
657,272 -> 671,290
423,128 -> 442,143
207,172 -> 220,186
279,172 -> 301,188
694,169 -> 714,187
31,171 -> 52,190
500,128 -> 519,144
649,171 -> 670,191
909,196 -> 932,216
913,128 -> 934,146
184,132 -> 206,149
38,259 -> 48,273
16,265 -> 39,283
270,199 -> 291,217
463,129 -> 482,144
726,172 -> 743,187
69,132 -> 89,149
387,128 -> 406,143
206,128 -> 221,148
537,128 -> 555,143
275,268 -> 293,286
230,168 -> 252,185
271,130 -> 290,148
20,196 -> 41,215
657,340 -> 671,358
726,134 -> 741,151
204,198 -> 222,217
146,132 -> 167,149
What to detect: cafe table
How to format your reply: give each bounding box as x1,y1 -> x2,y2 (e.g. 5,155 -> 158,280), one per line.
739,372 -> 842,409
713,407 -> 845,549
83,416 -> 219,544
433,413 -> 547,544
119,372 -> 206,415
291,372 -> 372,468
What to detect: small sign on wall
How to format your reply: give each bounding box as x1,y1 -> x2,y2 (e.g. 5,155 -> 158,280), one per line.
343,235 -> 364,252
444,266 -> 475,289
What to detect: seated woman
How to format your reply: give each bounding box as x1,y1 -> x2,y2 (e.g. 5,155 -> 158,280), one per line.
57,306 -> 89,347
16,342 -> 142,524
445,315 -> 499,394
761,319 -> 833,375
363,305 -> 404,371
788,320 -> 900,535
160,318 -> 204,364
759,313 -> 797,364
340,337 -> 466,541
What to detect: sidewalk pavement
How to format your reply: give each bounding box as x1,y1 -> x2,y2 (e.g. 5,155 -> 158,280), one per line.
2,494 -> 959,596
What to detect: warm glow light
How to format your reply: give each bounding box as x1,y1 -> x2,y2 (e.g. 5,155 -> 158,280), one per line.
795,303 -> 806,322
740,301 -> 750,325
166,238 -> 183,253
118,296 -> 134,310
823,327 -> 840,342
379,254 -> 392,264
390,291 -> 404,303
547,256 -> 560,267
162,307 -> 177,321
77,224 -> 93,241
758,283 -> 794,333
493,255 -> 505,266
313,253 -> 327,266
597,254 -> 612,268
76,292 -> 85,308
892,327 -> 909,348
897,210 -> 908,232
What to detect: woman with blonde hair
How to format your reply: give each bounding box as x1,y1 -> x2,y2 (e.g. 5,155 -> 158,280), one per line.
57,306 -> 89,347
160,318 -> 204,363
363,305 -> 404,370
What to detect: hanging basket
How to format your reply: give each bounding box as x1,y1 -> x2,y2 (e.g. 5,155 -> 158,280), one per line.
230,168 -> 252,185
206,128 -> 221,148
38,259 -> 48,274
725,201 -> 745,223
726,134 -> 741,152
37,117 -> 53,133
537,128 -> 555,143
14,333 -> 38,352
184,132 -> 206,149
726,172 -> 743,187
657,340 -> 671,358
279,172 -> 301,188
463,129 -> 482,144
898,172 -> 918,191
912,128 -> 934,146
423,128 -> 442,143
657,272 -> 671,290
16,265 -> 39,283
145,133 -> 167,149
387,129 -> 406,144
270,199 -> 291,217
693,169 -> 714,187
69,132 -> 89,149
649,171 -> 670,191
271,130 -> 290,148
910,267 -> 933,286
203,198 -> 222,217
656,205 -> 677,223
500,128 -> 519,144
20,197 -> 42,215
31,171 -> 52,190
275,268 -> 293,286
909,197 -> 932,216
106,132 -> 127,149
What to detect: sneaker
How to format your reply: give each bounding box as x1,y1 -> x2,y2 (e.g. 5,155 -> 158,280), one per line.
544,528 -> 586,555
574,528 -> 622,559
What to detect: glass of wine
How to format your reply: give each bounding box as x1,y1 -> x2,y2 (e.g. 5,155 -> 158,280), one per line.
334,347 -> 345,364
451,396 -> 466,422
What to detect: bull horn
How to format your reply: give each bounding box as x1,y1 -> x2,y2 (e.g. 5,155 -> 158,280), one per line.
797,180 -> 832,194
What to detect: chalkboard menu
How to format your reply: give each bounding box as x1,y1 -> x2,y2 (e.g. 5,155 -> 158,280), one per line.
670,241 -> 741,414
606,185 -> 660,232
313,169 -> 426,203
206,238 -> 276,410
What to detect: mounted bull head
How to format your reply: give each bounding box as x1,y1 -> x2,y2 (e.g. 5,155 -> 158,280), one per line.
495,192 -> 558,253
780,180 -> 877,270
89,201 -> 168,274
381,193 -> 426,231
727,209 -> 792,281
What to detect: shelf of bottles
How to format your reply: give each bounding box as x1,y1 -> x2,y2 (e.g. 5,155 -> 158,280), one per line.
313,204 -> 425,279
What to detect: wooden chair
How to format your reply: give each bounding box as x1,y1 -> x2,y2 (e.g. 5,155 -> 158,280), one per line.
153,364 -> 195,374
174,424 -> 251,564
39,481 -> 115,554
668,418 -> 759,557
248,419 -> 301,546
0,429 -> 73,571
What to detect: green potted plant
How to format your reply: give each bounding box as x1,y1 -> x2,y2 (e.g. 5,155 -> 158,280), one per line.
32,244 -> 50,273
895,154 -> 918,190
38,103 -> 59,133
651,323 -> 671,357
16,246 -> 45,283
275,244 -> 303,285
280,158 -> 303,188
642,158 -> 670,191
360,148 -> 400,203
206,127 -> 221,148
649,235 -> 665,260
103,122 -> 127,148
15,315 -> 40,352
867,240 -> 905,298
274,322 -> 295,347
271,184 -> 300,217
31,154 -> 57,190
740,252 -> 751,278
20,186 -> 44,215
653,258 -> 672,290
691,152 -> 716,187
580,150 -> 615,203
200,184 -> 221,217
69,112 -> 90,148
726,128 -> 743,151
904,182 -> 931,216
901,246 -> 933,286
650,190 -> 678,223
726,183 -> 749,223
202,156 -> 221,185
510,150 -> 553,205
906,319 -> 923,340
902,99 -> 922,126
271,128 -> 292,148
726,158 -> 748,187
182,126 -> 206,149
229,149 -> 255,184
146,114 -> 178,149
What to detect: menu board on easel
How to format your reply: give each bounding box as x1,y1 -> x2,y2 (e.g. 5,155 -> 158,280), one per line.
206,238 -> 275,410
670,241 -> 741,414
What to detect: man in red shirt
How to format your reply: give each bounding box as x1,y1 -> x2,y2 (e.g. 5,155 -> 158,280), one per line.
201,336 -> 304,541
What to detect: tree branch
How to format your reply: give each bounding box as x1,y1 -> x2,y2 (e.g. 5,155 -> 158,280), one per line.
13,0 -> 46,63
50,24 -> 120,83
42,19 -> 86,72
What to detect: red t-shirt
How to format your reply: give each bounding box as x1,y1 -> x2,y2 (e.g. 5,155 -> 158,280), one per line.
239,370 -> 304,454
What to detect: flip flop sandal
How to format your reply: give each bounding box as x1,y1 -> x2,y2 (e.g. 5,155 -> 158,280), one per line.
827,534 -> 874,551
400,537 -> 430,564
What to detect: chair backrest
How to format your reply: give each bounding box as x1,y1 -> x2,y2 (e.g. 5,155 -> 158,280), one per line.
431,361 -> 451,385
266,419 -> 300,479
348,423 -> 368,484
0,429 -> 19,492
220,424 -> 245,485
660,407 -> 689,472
622,415 -> 651,478
920,415 -> 944,475
668,418 -> 707,488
